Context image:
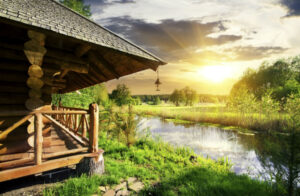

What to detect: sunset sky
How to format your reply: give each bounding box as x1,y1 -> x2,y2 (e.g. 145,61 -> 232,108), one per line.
85,0 -> 300,95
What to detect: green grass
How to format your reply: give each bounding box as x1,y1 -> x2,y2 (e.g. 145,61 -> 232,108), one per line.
134,105 -> 287,133
164,118 -> 194,124
44,134 -> 280,196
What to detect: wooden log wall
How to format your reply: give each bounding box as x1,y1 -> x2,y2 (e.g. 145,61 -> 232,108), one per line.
0,30 -> 51,155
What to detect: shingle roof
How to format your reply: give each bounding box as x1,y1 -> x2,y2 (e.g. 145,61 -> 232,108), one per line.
0,0 -> 165,64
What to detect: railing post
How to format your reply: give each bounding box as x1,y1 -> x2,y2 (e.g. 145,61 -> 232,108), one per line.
89,103 -> 98,153
34,112 -> 43,165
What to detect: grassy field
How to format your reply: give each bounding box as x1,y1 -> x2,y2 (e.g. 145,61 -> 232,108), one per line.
133,104 -> 287,133
44,134 -> 279,196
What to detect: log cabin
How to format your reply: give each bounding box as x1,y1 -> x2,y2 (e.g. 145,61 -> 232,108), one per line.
0,0 -> 166,182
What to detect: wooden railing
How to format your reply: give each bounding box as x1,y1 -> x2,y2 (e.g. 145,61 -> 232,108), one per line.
0,103 -> 99,167
52,106 -> 89,142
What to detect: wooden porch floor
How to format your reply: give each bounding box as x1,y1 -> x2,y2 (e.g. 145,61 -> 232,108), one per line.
0,126 -> 99,182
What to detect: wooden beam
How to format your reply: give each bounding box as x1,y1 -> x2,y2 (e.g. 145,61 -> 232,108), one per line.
0,152 -> 33,162
0,47 -> 27,61
0,71 -> 28,83
0,153 -> 95,182
43,57 -> 89,74
0,114 -> 32,141
70,73 -> 92,87
88,51 -> 119,78
43,114 -> 88,146
131,55 -> 160,71
59,69 -> 69,79
0,157 -> 34,169
0,93 -> 28,105
34,113 -> 43,165
0,105 -> 27,111
0,110 -> 88,117
75,45 -> 91,57
46,48 -> 86,65
0,85 -> 28,94
89,66 -> 107,81
0,40 -> 87,66
0,60 -> 28,72
42,76 -> 66,89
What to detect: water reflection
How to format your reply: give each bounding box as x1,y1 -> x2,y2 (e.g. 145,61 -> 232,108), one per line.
137,117 -> 264,177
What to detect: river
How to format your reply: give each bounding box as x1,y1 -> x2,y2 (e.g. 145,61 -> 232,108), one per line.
137,116 -> 284,180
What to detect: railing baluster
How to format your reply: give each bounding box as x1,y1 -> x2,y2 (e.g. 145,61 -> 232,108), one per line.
82,114 -> 87,138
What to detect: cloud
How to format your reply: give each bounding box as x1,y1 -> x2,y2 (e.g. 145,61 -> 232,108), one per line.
101,16 -> 242,62
225,46 -> 287,61
84,0 -> 135,13
184,46 -> 287,65
280,0 -> 300,16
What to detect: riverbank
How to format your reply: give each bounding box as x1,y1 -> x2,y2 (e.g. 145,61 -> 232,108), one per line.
44,134 -> 279,196
133,105 -> 286,133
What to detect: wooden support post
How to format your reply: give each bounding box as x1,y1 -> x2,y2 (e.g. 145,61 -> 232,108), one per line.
34,113 -> 43,165
89,103 -> 98,153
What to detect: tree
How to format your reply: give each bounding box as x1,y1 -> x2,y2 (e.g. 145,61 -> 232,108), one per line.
93,84 -> 109,107
59,0 -> 92,17
170,87 -> 198,106
182,86 -> 198,106
153,96 -> 161,105
52,84 -> 110,109
170,89 -> 181,106
230,57 -> 300,102
110,84 -> 132,106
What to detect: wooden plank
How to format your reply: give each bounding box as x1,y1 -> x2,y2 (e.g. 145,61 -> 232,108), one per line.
43,147 -> 88,159
43,114 -> 88,146
0,153 -> 95,182
34,113 -> 43,165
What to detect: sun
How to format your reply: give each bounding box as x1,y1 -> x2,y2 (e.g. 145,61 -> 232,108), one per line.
197,65 -> 234,83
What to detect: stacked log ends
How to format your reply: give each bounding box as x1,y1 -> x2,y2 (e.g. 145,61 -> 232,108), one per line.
23,31 -> 48,153
24,31 -> 46,111
28,30 -> 46,45
28,65 -> 43,78
24,40 -> 47,66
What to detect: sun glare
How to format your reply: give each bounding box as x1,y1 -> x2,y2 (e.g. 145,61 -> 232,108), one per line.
197,65 -> 234,83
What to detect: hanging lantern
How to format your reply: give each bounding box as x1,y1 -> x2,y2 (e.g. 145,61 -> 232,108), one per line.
154,68 -> 162,91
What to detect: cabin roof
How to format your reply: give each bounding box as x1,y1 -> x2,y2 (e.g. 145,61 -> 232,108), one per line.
0,0 -> 165,63
0,0 -> 164,63
0,0 -> 166,93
